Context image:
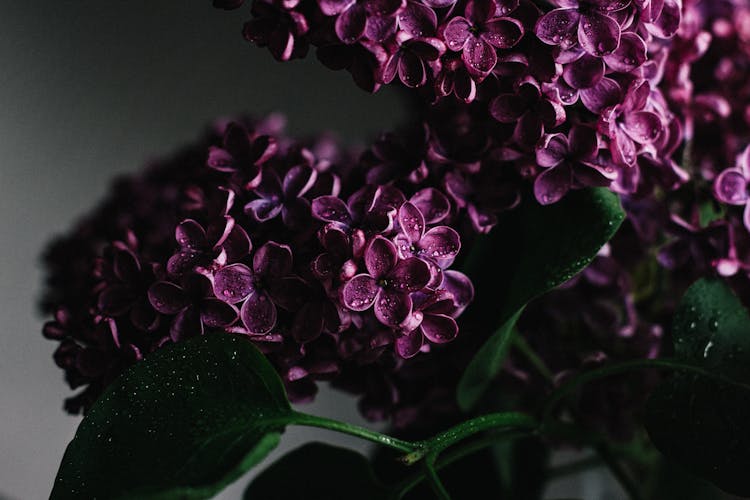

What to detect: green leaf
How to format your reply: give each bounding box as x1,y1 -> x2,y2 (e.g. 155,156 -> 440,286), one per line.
458,188 -> 625,411
244,443 -> 389,500
456,310 -> 523,413
51,333 -> 292,500
646,279 -> 750,497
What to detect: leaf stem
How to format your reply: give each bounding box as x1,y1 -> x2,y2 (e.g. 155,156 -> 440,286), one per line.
541,358 -> 750,422
423,453 -> 452,500
513,335 -> 555,384
286,412 -> 414,453
402,412 -> 539,464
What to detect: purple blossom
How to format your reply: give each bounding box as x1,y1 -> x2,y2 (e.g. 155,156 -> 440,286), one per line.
207,122 -> 277,189
442,0 -> 524,78
714,146 -> 750,232
599,80 -> 664,167
535,0 -> 628,57
148,273 -> 238,341
534,125 -> 614,205
380,33 -> 446,88
489,79 -> 566,148
342,235 -> 431,326
394,201 -> 461,286
212,242 -> 306,334
318,0 -> 405,44
245,164 -> 317,228
242,0 -> 310,61
396,290 -> 458,358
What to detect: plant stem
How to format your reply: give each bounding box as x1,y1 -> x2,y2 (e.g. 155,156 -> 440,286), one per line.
287,411 -> 414,453
541,358 -> 750,422
513,335 -> 555,383
402,412 -> 539,464
393,430 -> 531,498
423,454 -> 452,500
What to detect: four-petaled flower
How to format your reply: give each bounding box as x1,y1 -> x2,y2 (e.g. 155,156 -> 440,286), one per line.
212,241 -> 307,334
442,0 -> 524,78
342,235 -> 431,326
207,122 -> 277,189
715,146 -> 750,232
148,273 -> 239,341
245,164 -> 317,228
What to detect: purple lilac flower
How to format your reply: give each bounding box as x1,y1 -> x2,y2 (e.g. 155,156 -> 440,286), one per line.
148,273 -> 239,341
342,235 -> 431,326
534,0 -> 628,57
318,0 -> 404,45
380,33 -> 446,88
534,125 -> 614,205
714,145 -> 750,232
442,0 -> 524,78
244,164 -> 317,228
207,122 -> 277,189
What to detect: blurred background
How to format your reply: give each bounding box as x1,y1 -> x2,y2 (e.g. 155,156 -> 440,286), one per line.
0,2 -> 621,498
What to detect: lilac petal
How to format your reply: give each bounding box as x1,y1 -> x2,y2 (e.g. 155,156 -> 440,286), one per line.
482,18 -> 524,49
335,3 -> 367,44
130,300 -> 160,332
240,290 -> 277,334
248,135 -> 278,165
622,111 -> 662,144
389,257 -> 431,292
213,263 -> 255,303
253,241 -> 293,278
420,314 -> 458,343
489,93 -> 526,122
365,236 -> 398,279
342,274 -> 380,311
467,204 -> 497,234
268,29 -> 296,63
569,125 -> 599,160
398,51 -> 427,88
176,219 -> 207,250
223,225 -> 252,262
201,299 -> 239,327
536,133 -> 569,168
578,11 -> 620,56
580,77 -> 621,113
422,0 -> 455,7
380,52 -> 400,84
454,69 -> 477,102
535,8 -> 579,48
744,204 -> 750,235
407,37 -> 445,61
319,0 -> 355,16
171,306 -> 203,342
281,197 -> 311,229
442,270 -> 474,312
364,0 -> 404,16
398,1 -> 437,38
603,32 -> 646,72
365,15 -> 397,42
463,37 -> 497,76
268,276 -> 309,312
649,0 -> 680,38
291,303 -> 324,343
398,201 -> 426,244
714,169 -> 749,205
539,98 -> 567,129
283,165 -> 317,198
443,17 -> 472,52
534,163 -> 572,205
420,227 -> 461,260
374,288 -> 412,326
245,198 -> 282,222
98,285 -> 135,316
166,250 -> 202,276
148,281 -> 187,314
113,246 -> 140,282
563,53 -> 604,89
311,196 -> 353,226
410,188 -> 450,224
611,124 -> 637,166
395,330 -> 423,358
514,112 -> 543,148
207,147 -> 235,172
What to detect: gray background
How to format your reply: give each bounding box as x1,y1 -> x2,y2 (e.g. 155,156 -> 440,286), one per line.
0,2 -> 617,498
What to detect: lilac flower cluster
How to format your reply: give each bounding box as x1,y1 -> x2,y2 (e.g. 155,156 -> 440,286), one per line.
218,0 -> 688,205
42,115 -> 477,415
